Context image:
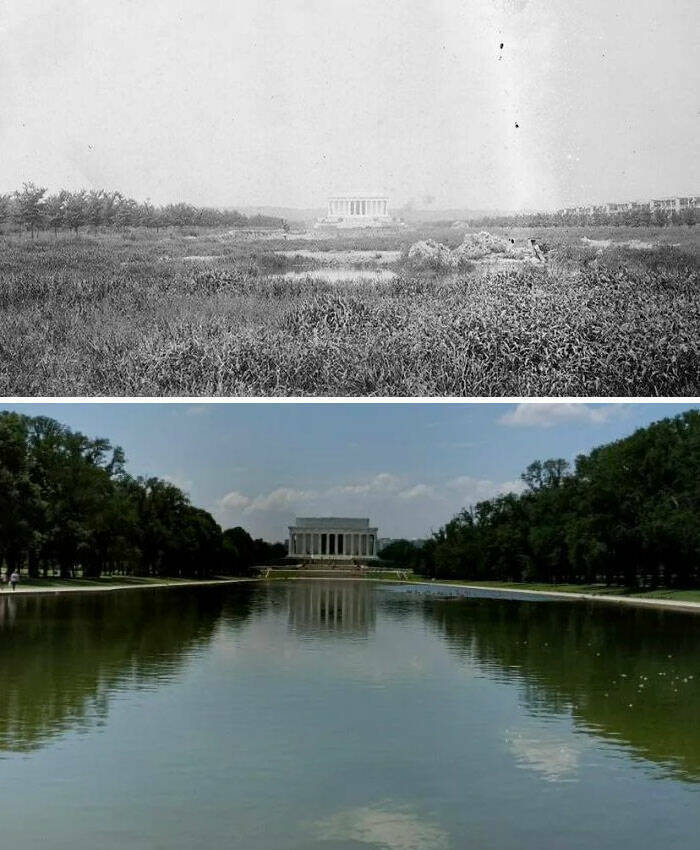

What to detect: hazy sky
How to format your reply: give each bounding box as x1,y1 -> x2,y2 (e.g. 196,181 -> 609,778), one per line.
1,0 -> 697,210
2,402 -> 696,541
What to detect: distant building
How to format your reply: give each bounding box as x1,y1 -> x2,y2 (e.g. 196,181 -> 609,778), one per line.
559,195 -> 698,216
377,538 -> 426,553
315,195 -> 393,229
287,517 -> 379,559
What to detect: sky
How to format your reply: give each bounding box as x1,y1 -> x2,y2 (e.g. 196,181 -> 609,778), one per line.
2,402 -> 697,542
1,0 -> 697,211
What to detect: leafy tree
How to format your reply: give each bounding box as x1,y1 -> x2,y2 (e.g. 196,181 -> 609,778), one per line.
63,190 -> 88,235
114,196 -> 138,229
43,191 -> 68,237
521,459 -> 569,492
0,411 -> 262,582
681,207 -> 696,227
416,411 -> 700,590
652,208 -> 668,227
0,193 -> 12,231
85,190 -> 104,231
13,182 -> 46,238
380,539 -> 421,567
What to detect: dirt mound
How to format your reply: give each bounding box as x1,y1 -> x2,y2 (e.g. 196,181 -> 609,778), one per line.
407,231 -> 540,272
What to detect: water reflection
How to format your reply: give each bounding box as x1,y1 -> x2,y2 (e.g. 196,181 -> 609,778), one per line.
505,732 -> 583,783
312,804 -> 449,850
0,587 -> 253,754
420,594 -> 700,782
2,582 -> 700,849
3,581 -> 700,794
287,581 -> 375,638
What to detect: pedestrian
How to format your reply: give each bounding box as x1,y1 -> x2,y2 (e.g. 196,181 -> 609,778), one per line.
9,570 -> 19,591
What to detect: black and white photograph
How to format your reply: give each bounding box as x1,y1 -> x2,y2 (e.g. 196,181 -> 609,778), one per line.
2,2 -> 700,850
0,0 -> 697,396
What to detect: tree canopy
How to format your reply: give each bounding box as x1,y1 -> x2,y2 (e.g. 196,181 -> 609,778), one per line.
0,182 -> 285,238
385,411 -> 700,589
0,411 -> 283,578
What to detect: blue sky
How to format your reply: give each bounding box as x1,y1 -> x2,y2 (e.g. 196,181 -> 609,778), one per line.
2,402 -> 696,541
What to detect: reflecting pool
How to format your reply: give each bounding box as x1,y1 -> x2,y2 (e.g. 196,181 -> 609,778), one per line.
1,581 -> 699,849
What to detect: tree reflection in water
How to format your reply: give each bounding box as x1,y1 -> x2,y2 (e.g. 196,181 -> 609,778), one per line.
421,595 -> 700,782
0,585 -> 254,754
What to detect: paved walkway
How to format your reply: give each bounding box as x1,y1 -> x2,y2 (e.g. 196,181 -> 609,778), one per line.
401,581 -> 700,613
0,578 -> 252,596
261,574 -> 700,614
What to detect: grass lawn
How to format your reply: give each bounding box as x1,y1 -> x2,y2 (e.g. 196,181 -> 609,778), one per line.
1,224 -> 698,396
3,575 -> 240,591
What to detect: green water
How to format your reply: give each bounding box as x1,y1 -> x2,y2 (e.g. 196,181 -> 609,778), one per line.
1,581 -> 699,849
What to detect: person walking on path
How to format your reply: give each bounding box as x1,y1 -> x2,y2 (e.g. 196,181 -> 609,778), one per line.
9,571 -> 19,591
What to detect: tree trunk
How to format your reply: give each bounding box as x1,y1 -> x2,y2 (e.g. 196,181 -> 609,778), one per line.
27,550 -> 40,579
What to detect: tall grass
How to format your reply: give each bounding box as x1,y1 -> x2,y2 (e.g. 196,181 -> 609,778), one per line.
0,228 -> 698,396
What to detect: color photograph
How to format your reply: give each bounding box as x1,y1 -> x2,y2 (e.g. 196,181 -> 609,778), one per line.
1,401 -> 700,849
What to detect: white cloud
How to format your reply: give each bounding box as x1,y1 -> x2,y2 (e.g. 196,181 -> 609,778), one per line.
329,472 -> 402,496
161,473 -> 193,494
499,403 -> 623,428
398,483 -> 437,500
313,805 -> 449,850
214,471 -> 526,538
447,475 -> 524,502
218,475 -> 402,519
246,487 -> 318,513
217,486 -> 316,515
219,490 -> 250,510
507,732 -> 582,783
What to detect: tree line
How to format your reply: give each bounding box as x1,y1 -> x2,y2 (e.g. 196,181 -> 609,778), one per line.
0,182 -> 285,239
469,207 -> 696,229
383,410 -> 700,589
0,411 -> 285,579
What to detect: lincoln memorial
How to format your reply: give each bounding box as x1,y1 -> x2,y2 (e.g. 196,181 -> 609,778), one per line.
316,195 -> 391,229
287,517 -> 379,560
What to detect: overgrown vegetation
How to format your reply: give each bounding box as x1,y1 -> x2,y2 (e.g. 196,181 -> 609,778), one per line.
0,225 -> 698,395
0,411 -> 284,579
385,411 -> 700,589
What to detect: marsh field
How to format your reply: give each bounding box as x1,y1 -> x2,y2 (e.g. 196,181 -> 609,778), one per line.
1,223 -> 698,396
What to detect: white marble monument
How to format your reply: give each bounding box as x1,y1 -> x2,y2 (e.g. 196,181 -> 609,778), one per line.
316,195 -> 392,229
287,517 -> 379,559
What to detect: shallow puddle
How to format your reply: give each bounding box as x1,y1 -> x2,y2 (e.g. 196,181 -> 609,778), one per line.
181,255 -> 224,262
581,237 -> 655,250
279,268 -> 398,282
275,249 -> 402,263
